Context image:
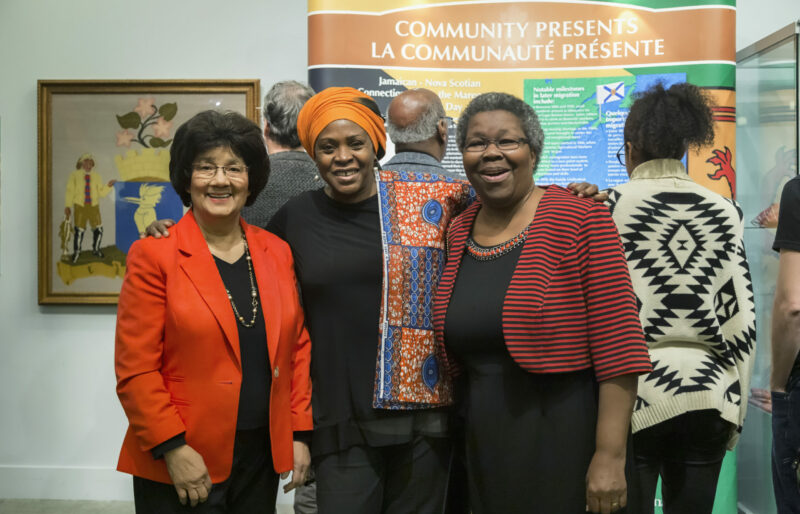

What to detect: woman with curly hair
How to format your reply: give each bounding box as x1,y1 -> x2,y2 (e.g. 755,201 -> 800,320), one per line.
606,83 -> 756,514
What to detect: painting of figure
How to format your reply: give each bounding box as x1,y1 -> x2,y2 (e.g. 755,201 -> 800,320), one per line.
38,80 -> 260,304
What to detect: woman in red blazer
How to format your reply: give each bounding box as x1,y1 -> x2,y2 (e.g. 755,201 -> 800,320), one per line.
115,110 -> 312,513
432,93 -> 652,514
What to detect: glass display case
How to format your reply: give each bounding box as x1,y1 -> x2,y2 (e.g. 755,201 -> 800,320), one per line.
736,21 -> 799,514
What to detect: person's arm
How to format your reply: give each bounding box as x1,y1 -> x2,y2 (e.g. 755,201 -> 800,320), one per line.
771,249 -> 800,392
719,204 -> 756,448
567,181 -> 608,202
96,173 -> 116,198
64,173 -> 75,217
273,237 -> 313,493
115,240 -> 210,506
587,374 -> 637,513
771,180 -> 800,392
143,218 -> 176,238
577,203 -> 652,513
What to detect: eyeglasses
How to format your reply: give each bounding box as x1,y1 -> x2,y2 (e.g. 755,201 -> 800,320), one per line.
615,143 -> 626,166
192,163 -> 248,180
463,138 -> 528,153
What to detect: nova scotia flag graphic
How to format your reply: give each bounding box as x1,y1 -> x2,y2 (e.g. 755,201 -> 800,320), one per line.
597,82 -> 625,104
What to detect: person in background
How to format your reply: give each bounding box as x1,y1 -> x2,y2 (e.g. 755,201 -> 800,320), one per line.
606,82 -> 756,514
384,86 -> 468,512
383,88 -> 458,178
770,174 -> 800,514
242,80 -> 320,227
115,110 -> 312,513
434,92 -> 652,514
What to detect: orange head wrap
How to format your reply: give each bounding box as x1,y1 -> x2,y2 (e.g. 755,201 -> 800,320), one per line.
297,87 -> 386,160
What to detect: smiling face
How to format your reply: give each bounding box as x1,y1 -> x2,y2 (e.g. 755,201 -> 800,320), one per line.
81,159 -> 94,171
187,146 -> 250,224
314,119 -> 377,203
461,110 -> 536,211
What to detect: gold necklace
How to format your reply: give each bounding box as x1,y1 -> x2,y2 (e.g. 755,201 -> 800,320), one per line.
224,232 -> 259,328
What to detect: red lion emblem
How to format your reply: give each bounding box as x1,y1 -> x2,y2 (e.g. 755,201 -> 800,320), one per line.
706,146 -> 736,198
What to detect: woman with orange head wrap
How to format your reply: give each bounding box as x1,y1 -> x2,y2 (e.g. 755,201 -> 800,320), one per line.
294,87 -> 387,205
267,87 -> 473,513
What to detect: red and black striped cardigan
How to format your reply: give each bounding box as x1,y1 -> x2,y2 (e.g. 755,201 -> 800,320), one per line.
432,185 -> 652,382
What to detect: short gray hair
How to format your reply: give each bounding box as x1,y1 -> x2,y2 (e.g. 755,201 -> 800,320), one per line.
263,80 -> 315,148
456,92 -> 545,168
387,97 -> 446,144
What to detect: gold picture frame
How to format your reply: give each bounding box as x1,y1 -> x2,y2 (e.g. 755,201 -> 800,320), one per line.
38,79 -> 260,304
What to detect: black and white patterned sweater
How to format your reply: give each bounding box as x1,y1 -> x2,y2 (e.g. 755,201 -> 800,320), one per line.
606,159 -> 756,449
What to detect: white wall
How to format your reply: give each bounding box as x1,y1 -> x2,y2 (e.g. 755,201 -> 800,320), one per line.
0,0 -> 307,502
737,0 -> 800,50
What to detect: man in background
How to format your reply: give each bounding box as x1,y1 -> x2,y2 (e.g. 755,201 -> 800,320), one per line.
771,175 -> 800,514
383,88 -> 458,177
241,80 -> 320,227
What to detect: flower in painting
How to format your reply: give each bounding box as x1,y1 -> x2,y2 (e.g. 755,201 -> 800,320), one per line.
116,129 -> 135,147
152,118 -> 173,139
133,97 -> 156,120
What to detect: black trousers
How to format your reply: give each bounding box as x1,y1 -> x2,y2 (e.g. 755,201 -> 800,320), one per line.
314,436 -> 451,514
772,354 -> 800,514
633,410 -> 732,514
133,427 -> 279,514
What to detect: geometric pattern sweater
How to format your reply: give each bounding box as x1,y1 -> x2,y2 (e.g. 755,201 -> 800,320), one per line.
606,159 -> 756,449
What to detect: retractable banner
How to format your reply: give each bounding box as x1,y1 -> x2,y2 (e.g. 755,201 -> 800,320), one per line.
308,0 -> 737,200
308,1 -> 738,512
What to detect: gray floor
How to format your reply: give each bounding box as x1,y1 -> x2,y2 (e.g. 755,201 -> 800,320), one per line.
0,500 -> 294,514
0,501 -> 133,514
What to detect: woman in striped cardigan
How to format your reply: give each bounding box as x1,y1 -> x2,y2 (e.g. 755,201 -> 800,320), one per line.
433,92 -> 652,514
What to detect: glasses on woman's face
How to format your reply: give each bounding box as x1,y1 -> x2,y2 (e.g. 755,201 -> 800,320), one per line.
463,137 -> 528,153
191,163 -> 248,180
616,143 -> 626,166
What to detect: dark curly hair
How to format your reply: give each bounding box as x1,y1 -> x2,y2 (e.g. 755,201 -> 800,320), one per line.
624,82 -> 714,161
169,110 -> 269,207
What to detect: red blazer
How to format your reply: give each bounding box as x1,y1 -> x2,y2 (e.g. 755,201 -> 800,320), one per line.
434,186 -> 652,382
115,210 -> 312,484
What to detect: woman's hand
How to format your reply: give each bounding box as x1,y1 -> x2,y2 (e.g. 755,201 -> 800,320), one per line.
567,181 -> 609,202
282,440 -> 311,493
585,450 -> 627,513
142,218 -> 176,239
164,444 -> 212,507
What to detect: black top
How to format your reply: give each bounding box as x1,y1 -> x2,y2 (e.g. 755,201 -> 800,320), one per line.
150,252 -> 271,459
268,189 -> 447,457
444,244 -> 608,513
444,244 -> 523,370
774,176 -> 800,252
214,253 -> 270,430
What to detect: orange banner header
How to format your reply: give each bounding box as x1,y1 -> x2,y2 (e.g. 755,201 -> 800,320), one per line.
309,3 -> 734,70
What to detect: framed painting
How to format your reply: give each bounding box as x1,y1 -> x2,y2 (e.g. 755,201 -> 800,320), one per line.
38,79 -> 260,304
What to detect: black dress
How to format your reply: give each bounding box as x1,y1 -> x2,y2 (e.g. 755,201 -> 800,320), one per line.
445,243 -> 612,514
267,189 -> 447,458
